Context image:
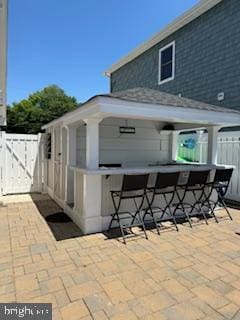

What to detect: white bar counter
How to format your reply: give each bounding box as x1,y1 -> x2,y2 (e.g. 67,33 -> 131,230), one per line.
70,163 -> 233,175
68,163 -> 234,234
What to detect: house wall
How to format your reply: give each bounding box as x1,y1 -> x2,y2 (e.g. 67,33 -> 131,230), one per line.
76,118 -> 171,167
111,0 -> 240,110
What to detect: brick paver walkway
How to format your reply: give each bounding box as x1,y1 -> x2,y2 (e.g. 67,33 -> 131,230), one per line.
0,194 -> 240,320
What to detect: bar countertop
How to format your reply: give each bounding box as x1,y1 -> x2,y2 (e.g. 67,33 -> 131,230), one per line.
70,163 -> 234,176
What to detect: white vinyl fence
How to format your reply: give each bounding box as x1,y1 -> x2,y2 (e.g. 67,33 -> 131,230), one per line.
178,132 -> 240,202
0,132 -> 44,195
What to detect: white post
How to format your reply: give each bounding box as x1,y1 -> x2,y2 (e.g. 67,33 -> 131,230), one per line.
84,118 -> 102,169
76,117 -> 103,233
65,125 -> 77,205
42,132 -> 48,193
59,127 -> 63,199
197,130 -> 204,163
171,131 -> 179,161
207,126 -> 220,164
81,174 -> 102,234
37,133 -> 43,192
51,127 -> 55,195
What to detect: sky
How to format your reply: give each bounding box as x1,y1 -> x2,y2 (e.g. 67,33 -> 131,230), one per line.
7,0 -> 198,105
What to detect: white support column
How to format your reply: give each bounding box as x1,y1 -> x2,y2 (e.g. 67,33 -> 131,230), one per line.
37,133 -> 43,192
51,127 -> 55,195
59,127 -> 63,199
207,126 -> 220,164
196,130 -> 204,163
73,117 -> 103,233
171,131 -> 179,161
84,118 -> 102,169
42,132 -> 48,193
81,174 -> 102,234
70,171 -> 102,234
65,125 -> 77,205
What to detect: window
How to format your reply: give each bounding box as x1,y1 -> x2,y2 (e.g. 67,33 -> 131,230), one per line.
158,41 -> 175,85
45,133 -> 52,159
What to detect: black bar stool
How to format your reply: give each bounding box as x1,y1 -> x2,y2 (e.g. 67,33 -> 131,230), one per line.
143,172 -> 180,234
108,174 -> 149,244
202,168 -> 233,221
174,170 -> 211,227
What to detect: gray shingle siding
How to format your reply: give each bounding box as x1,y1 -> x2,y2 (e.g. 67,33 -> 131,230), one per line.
110,0 -> 240,110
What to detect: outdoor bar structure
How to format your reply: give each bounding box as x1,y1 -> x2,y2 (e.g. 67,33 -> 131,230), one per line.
42,88 -> 240,234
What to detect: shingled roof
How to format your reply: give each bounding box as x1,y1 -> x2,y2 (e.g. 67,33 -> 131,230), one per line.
99,87 -> 240,114
42,87 -> 240,130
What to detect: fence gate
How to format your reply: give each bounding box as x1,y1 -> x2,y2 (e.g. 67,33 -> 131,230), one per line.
0,132 -> 43,195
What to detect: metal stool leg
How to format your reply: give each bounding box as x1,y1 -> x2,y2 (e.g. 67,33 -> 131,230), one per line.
189,190 -> 208,225
144,192 -> 161,235
219,197 -> 233,220
108,214 -> 115,232
162,193 -> 179,231
143,209 -> 161,235
200,187 -> 219,223
119,221 -> 126,244
199,189 -> 210,225
138,211 -> 148,240
108,194 -> 120,232
132,196 -> 148,240
208,199 -> 219,223
176,189 -> 193,228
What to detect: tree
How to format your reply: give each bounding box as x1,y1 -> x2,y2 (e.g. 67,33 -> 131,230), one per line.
7,85 -> 79,134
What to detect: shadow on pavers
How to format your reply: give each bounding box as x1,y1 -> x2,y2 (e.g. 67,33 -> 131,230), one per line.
30,194 -> 83,241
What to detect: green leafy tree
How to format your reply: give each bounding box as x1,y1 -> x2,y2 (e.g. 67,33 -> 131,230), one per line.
7,85 -> 78,134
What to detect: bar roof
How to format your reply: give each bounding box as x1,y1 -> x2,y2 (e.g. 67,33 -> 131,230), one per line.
101,88 -> 240,114
42,87 -> 240,130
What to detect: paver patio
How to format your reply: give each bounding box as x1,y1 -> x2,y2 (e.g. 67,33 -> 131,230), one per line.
0,194 -> 240,320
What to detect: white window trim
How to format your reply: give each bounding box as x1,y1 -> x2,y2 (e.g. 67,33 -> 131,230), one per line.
158,41 -> 175,85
